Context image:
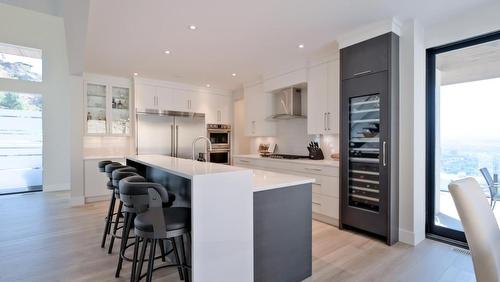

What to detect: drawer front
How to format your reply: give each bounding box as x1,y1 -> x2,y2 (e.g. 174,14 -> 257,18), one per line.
320,195 -> 339,219
321,176 -> 339,198
340,33 -> 389,80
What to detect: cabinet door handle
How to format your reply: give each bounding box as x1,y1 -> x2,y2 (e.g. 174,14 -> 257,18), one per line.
170,124 -> 174,156
176,125 -> 179,157
324,113 -> 327,131
217,110 -> 221,122
239,160 -> 250,163
382,141 -> 387,167
353,70 -> 372,77
327,112 -> 331,130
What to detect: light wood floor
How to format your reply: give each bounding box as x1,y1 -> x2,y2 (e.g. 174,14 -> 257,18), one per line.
0,192 -> 475,282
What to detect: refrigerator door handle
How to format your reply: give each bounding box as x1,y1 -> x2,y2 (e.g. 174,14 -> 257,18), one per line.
176,125 -> 179,157
171,124 -> 174,156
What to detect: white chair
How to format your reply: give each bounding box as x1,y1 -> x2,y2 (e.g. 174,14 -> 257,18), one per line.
449,177 -> 500,282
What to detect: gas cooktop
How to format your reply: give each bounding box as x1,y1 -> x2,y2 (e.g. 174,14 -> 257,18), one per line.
267,154 -> 310,160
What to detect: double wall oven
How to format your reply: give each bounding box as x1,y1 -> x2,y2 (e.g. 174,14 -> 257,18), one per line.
207,124 -> 231,165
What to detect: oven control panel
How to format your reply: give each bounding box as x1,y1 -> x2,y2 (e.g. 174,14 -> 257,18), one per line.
207,124 -> 231,129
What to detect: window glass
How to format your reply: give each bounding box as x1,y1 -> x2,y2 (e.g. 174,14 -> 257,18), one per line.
0,42 -> 42,82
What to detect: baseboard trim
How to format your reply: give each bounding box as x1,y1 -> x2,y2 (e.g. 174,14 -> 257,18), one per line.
85,195 -> 110,203
43,183 -> 70,192
312,213 -> 339,227
70,196 -> 85,207
398,228 -> 425,246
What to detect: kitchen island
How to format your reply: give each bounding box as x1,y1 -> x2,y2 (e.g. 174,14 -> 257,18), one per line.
126,155 -> 314,282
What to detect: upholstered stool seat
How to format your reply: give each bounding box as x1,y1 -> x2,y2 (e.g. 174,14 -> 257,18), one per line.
134,207 -> 191,233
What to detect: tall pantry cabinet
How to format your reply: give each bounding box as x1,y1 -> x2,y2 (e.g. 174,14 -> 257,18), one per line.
339,32 -> 399,245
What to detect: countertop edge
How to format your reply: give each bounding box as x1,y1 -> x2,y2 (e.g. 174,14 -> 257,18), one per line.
253,179 -> 315,193
233,154 -> 339,167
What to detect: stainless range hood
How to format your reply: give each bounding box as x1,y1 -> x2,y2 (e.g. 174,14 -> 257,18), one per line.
268,87 -> 306,120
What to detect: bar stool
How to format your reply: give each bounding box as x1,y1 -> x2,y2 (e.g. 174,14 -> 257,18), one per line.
108,165 -> 139,254
133,185 -> 191,282
115,175 -> 178,280
99,160 -> 118,248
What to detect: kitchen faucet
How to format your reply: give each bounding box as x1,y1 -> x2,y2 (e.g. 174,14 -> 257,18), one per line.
192,136 -> 212,161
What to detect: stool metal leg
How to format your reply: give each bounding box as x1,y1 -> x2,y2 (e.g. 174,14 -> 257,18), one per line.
101,191 -> 116,248
146,239 -> 157,282
171,237 -> 185,281
158,239 -> 166,262
108,200 -> 123,254
179,235 -> 190,282
130,236 -> 140,282
115,211 -> 132,277
137,238 -> 149,282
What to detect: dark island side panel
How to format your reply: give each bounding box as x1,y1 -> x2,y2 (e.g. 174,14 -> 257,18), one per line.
253,184 -> 312,282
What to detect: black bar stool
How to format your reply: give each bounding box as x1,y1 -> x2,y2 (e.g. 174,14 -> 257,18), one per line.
115,175 -> 179,280
99,160 -> 119,248
133,186 -> 191,282
107,165 -> 139,254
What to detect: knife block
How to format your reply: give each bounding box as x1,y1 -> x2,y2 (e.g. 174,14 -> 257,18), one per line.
309,149 -> 324,160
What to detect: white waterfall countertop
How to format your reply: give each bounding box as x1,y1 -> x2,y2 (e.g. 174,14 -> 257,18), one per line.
251,169 -> 315,192
126,155 -> 314,192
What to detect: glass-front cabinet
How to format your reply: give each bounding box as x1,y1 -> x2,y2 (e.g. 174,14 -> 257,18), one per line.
111,86 -> 130,135
348,94 -> 381,212
85,81 -> 131,136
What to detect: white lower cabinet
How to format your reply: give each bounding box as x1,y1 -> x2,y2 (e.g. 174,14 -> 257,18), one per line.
233,156 -> 339,226
84,158 -> 125,201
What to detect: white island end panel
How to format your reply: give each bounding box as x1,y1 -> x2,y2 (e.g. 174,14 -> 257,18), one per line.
191,170 -> 254,282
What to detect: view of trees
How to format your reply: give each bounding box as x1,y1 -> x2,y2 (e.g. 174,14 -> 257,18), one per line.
0,92 -> 42,111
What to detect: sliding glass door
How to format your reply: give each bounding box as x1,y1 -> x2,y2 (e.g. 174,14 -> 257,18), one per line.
0,91 -> 42,195
427,31 -> 500,244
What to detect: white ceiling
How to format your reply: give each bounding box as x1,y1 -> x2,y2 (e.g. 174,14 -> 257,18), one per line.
81,0 -> 493,90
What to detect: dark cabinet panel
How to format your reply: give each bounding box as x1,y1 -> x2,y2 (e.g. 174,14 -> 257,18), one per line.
340,34 -> 390,80
339,32 -> 399,245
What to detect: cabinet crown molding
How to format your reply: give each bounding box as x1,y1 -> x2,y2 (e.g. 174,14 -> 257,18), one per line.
133,77 -> 232,96
337,17 -> 402,49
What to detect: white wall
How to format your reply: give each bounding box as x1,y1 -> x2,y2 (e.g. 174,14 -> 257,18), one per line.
0,3 -> 76,192
426,1 -> 500,48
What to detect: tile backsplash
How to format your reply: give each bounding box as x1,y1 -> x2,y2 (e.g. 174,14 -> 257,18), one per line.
249,119 -> 338,159
83,136 -> 134,157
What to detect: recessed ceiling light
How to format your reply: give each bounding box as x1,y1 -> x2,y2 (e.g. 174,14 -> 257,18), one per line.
206,84 -> 211,88
298,44 -> 305,49
189,25 -> 197,30
231,73 -> 237,77
164,50 -> 171,54
133,72 -> 139,76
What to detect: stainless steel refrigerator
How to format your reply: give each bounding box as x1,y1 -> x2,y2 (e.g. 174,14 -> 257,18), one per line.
136,111 -> 207,160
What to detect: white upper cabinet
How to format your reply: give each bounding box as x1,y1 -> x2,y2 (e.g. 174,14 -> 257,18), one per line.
307,59 -> 339,135
204,94 -> 232,124
134,78 -> 232,125
135,83 -> 157,110
155,86 -> 174,110
244,82 -> 276,136
173,89 -> 199,112
326,59 -> 340,134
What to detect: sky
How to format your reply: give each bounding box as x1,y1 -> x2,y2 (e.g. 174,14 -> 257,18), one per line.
440,77 -> 500,144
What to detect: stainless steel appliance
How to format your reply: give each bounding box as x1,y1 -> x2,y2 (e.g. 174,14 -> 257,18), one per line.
207,124 -> 231,164
136,110 -> 207,159
208,149 -> 231,165
269,86 -> 306,120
